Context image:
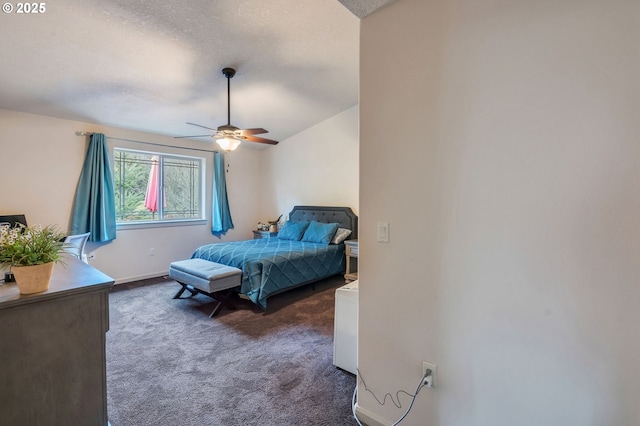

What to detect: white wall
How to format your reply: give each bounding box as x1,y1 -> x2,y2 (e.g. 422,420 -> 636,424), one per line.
259,105 -> 359,219
0,109 -> 263,283
358,1 -> 640,425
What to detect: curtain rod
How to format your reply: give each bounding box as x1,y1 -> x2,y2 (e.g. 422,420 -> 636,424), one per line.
75,132 -> 218,153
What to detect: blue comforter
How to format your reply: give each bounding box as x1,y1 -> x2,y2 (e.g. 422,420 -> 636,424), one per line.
191,239 -> 345,309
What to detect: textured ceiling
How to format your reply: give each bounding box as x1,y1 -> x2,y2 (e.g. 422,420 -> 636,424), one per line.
338,0 -> 398,18
0,0 -> 381,146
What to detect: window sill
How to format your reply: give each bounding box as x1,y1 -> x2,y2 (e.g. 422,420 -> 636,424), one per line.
116,219 -> 207,231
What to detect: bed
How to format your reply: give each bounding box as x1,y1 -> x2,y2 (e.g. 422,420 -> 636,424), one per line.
191,206 -> 358,309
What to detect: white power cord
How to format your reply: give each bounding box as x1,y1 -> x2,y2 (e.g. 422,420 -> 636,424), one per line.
352,369 -> 433,426
352,385 -> 364,426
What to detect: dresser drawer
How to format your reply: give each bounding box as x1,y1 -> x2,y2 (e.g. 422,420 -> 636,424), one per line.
345,242 -> 358,257
253,230 -> 278,239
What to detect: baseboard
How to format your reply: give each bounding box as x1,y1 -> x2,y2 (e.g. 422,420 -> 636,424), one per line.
113,271 -> 168,285
355,404 -> 389,426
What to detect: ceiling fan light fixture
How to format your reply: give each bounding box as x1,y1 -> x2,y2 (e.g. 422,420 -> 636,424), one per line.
217,137 -> 241,152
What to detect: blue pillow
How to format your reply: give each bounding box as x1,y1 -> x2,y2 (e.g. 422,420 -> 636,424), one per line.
301,221 -> 339,245
277,221 -> 309,241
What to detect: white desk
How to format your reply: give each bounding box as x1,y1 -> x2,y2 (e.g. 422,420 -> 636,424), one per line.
333,280 -> 358,375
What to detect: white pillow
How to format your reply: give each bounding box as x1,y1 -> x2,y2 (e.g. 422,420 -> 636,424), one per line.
331,228 -> 352,244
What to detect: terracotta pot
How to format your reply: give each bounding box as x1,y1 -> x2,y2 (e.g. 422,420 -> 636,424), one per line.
12,262 -> 54,295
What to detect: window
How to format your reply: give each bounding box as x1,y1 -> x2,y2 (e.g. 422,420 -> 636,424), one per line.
113,149 -> 204,224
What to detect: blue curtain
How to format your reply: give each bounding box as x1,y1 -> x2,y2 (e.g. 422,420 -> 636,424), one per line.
211,152 -> 234,234
71,133 -> 116,242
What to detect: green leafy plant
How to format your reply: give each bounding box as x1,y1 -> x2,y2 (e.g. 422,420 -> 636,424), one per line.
0,224 -> 68,267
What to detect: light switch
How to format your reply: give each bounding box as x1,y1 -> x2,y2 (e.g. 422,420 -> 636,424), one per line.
377,222 -> 389,243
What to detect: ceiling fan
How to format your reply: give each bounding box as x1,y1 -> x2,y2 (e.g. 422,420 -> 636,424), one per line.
175,67 -> 278,151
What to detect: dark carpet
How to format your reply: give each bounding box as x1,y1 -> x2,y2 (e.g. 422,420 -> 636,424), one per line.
106,275 -> 357,426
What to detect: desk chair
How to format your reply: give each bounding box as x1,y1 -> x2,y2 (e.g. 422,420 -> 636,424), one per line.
0,214 -> 27,228
63,232 -> 90,263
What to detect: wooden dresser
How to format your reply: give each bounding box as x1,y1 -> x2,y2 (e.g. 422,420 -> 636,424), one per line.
0,258 -> 114,426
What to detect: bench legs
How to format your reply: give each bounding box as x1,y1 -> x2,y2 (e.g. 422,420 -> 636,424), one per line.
173,282 -> 237,318
173,283 -> 198,299
205,289 -> 237,318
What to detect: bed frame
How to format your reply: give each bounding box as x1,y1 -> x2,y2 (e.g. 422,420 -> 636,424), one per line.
187,206 -> 359,310
288,205 -> 358,240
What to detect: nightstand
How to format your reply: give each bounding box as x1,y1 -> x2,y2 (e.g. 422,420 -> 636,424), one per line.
344,240 -> 358,282
253,230 -> 278,239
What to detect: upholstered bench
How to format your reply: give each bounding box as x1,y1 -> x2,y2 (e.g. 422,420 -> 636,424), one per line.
169,258 -> 242,318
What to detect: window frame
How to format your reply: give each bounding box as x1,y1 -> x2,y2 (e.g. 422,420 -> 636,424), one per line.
112,147 -> 207,229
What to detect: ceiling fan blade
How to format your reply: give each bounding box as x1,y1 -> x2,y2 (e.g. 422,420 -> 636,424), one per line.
186,122 -> 217,131
174,135 -> 212,138
240,128 -> 268,135
244,135 -> 279,145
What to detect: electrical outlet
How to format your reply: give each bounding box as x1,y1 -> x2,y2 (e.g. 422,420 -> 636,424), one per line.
149,248 -> 155,256
422,361 -> 437,387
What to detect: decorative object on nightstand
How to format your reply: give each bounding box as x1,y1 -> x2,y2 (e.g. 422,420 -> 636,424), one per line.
255,214 -> 283,238
268,214 -> 283,231
344,239 -> 358,283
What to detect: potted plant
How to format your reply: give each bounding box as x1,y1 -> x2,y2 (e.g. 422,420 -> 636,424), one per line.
0,224 -> 67,294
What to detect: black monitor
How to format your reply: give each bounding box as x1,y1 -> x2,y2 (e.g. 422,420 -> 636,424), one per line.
0,214 -> 27,228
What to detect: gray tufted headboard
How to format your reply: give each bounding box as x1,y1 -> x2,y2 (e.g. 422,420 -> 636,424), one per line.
288,206 -> 358,240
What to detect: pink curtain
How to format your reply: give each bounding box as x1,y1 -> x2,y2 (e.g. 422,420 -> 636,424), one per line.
144,156 -> 161,212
